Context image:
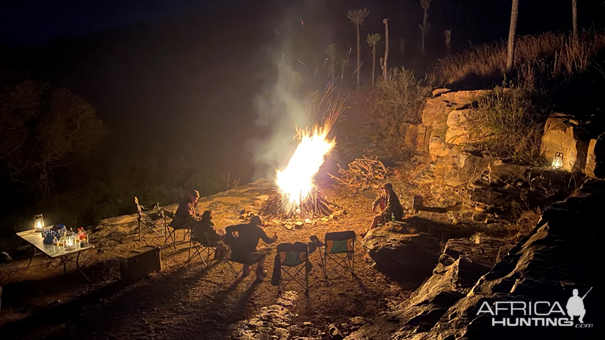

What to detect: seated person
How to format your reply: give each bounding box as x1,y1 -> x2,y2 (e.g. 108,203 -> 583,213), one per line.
192,210 -> 229,260
223,215 -> 277,280
171,189 -> 202,230
364,182 -> 404,235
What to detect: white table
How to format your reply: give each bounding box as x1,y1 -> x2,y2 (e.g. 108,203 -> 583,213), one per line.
17,229 -> 95,282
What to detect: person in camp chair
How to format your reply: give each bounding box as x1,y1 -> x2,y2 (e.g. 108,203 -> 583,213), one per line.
224,216 -> 277,281
363,182 -> 404,236
192,210 -> 229,260
172,189 -> 202,228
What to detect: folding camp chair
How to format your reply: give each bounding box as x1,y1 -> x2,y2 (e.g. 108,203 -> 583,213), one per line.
320,231 -> 356,282
164,212 -> 191,251
134,197 -> 165,241
272,242 -> 310,297
188,231 -> 216,267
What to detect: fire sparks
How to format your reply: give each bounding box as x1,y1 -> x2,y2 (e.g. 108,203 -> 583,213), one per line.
276,123 -> 335,213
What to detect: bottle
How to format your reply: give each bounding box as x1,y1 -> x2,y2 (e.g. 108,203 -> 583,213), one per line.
81,229 -> 88,246
53,236 -> 59,251
391,213 -> 395,222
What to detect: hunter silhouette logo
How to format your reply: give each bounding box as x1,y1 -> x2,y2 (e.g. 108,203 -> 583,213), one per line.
476,287 -> 594,328
566,287 -> 591,324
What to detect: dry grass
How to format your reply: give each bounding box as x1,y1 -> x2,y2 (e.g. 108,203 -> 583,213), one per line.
429,30 -> 605,88
464,86 -> 549,164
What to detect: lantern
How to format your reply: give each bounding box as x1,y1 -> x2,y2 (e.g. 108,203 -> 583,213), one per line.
552,152 -> 563,169
65,235 -> 75,251
34,214 -> 45,232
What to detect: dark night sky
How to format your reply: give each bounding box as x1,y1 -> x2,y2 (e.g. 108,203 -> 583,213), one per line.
0,0 -> 251,46
1,0 -> 605,183
2,0 -> 604,47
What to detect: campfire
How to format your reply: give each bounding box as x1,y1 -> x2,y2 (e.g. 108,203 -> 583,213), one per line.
260,123 -> 338,221
259,86 -> 345,224
259,187 -> 337,218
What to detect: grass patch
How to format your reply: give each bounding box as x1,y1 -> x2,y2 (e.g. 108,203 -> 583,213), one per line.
359,67 -> 430,160
429,30 -> 605,89
464,85 -> 550,164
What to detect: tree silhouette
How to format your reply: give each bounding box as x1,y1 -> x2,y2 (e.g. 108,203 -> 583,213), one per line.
506,0 -> 519,74
0,80 -> 106,195
444,29 -> 452,54
382,18 -> 390,81
572,0 -> 578,48
367,33 -> 381,85
347,8 -> 370,87
419,0 -> 431,55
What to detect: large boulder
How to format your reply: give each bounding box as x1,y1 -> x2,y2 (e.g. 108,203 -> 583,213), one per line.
361,226 -> 441,283
444,153 -> 491,187
388,234 -> 514,340
585,133 -> 605,179
428,137 -> 451,158
540,113 -> 591,173
400,179 -> 605,340
445,109 -> 471,145
421,89 -> 490,128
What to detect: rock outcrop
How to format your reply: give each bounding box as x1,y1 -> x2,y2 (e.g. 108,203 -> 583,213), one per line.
361,225 -> 441,283
586,133 -> 605,179
388,179 -> 605,339
540,113 -> 592,173
387,233 -> 512,340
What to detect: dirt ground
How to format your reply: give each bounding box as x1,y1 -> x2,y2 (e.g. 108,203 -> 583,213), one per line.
0,165 -> 528,340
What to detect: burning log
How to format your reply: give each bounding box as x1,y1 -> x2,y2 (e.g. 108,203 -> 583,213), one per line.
328,156 -> 389,192
259,188 -> 335,219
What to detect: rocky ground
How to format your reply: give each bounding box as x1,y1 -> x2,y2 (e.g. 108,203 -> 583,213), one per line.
0,157 -> 532,340
3,87 -> 602,339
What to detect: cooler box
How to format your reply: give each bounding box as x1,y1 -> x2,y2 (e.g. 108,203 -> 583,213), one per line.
117,245 -> 161,283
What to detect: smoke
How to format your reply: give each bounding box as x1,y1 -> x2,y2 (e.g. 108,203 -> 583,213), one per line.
246,0 -> 335,181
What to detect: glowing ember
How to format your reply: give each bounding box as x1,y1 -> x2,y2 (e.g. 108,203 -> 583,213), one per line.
276,123 -> 336,213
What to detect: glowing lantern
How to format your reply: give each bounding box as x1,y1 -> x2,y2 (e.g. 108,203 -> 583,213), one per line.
552,152 -> 563,169
65,235 -> 76,251
34,214 -> 45,232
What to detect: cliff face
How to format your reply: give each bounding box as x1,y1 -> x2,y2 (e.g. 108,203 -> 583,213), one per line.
386,179 -> 605,340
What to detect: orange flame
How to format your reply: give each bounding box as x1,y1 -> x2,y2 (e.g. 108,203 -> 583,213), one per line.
276,122 -> 335,213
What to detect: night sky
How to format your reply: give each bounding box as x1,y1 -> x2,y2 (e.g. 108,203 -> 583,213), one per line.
0,0 -> 229,46
1,0 -> 605,183
2,0 -> 604,47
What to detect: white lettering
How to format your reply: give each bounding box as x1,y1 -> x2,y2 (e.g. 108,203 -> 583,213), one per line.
477,301 -> 495,315
492,318 -> 506,326
510,301 -> 527,316
495,302 -> 510,315
559,319 -> 574,327
549,302 -> 565,315
534,301 -> 550,316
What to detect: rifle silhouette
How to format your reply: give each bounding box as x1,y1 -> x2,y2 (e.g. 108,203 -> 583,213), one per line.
582,287 -> 593,300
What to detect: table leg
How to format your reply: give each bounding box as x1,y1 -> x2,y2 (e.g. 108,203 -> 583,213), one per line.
57,256 -> 67,289
75,252 -> 89,281
25,247 -> 37,270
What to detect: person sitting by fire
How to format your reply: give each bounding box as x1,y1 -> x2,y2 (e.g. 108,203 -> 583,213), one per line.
172,189 -> 202,228
173,190 -> 229,259
192,210 -> 229,260
363,182 -> 404,236
223,215 -> 277,281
